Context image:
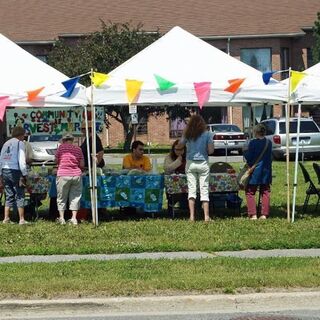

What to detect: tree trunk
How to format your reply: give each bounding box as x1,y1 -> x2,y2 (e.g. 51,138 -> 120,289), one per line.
123,126 -> 134,152
120,109 -> 134,152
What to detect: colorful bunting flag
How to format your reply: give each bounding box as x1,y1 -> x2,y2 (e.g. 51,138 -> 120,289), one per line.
125,79 -> 143,104
61,77 -> 80,98
290,70 -> 306,94
27,86 -> 45,101
0,96 -> 10,121
262,71 -> 275,85
154,74 -> 176,91
90,72 -> 110,87
193,82 -> 211,110
224,78 -> 245,93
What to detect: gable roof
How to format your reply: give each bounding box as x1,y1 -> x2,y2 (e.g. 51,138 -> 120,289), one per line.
0,0 -> 318,42
0,34 -> 87,106
91,26 -> 287,106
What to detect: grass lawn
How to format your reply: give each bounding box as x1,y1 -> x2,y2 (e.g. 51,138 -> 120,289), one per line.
0,161 -> 319,298
0,161 -> 319,256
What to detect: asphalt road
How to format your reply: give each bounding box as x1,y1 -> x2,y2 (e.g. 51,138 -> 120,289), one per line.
8,310 -> 320,320
5,310 -> 320,320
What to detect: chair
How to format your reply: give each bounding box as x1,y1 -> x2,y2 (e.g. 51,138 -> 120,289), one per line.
312,163 -> 320,185
210,162 -> 233,173
299,162 -> 320,213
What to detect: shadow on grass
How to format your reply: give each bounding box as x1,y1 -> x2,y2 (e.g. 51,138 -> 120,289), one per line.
34,202 -> 319,223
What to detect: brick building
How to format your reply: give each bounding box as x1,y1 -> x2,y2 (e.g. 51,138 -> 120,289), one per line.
0,0 -> 319,147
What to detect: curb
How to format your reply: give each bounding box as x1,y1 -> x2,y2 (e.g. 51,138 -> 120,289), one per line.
0,291 -> 320,318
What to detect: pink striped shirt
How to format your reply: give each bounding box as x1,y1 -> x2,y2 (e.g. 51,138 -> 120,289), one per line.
56,143 -> 83,177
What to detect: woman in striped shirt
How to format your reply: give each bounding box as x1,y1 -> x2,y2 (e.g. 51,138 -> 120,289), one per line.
55,133 -> 84,225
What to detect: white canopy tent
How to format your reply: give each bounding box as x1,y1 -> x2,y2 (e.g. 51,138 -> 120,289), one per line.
0,34 -> 99,225
288,63 -> 320,222
89,26 -> 287,106
87,26 -> 289,226
0,33 -> 87,107
293,62 -> 320,104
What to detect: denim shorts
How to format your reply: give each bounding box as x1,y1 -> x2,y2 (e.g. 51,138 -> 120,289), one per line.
2,169 -> 25,208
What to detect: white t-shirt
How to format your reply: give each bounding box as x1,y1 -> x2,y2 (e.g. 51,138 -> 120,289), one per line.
0,137 -> 28,176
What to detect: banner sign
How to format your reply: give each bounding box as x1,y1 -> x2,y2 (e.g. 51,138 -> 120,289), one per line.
6,107 -> 105,136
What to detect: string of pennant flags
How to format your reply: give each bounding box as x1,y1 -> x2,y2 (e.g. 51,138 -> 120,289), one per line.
0,69 -> 313,121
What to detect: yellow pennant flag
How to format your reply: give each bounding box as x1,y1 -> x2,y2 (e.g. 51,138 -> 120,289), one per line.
125,79 -> 143,104
290,70 -> 306,94
90,72 -> 110,87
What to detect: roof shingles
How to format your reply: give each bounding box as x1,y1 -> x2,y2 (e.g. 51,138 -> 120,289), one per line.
0,0 -> 319,41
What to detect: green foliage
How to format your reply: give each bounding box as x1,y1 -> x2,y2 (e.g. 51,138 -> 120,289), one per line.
313,11 -> 320,64
48,22 -> 177,151
48,22 -> 160,83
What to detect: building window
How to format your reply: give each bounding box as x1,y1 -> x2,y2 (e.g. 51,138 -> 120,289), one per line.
136,117 -> 148,135
240,48 -> 272,72
307,48 -> 314,68
36,55 -> 48,63
280,47 -> 290,79
169,118 -> 186,139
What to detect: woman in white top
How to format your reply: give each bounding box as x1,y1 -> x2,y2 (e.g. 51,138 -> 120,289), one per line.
0,126 -> 28,224
179,115 -> 214,222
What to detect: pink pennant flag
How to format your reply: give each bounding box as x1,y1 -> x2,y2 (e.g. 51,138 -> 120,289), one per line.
193,82 -> 211,109
0,96 -> 10,121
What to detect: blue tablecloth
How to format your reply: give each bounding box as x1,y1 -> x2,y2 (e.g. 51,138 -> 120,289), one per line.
49,175 -> 164,213
81,175 -> 164,212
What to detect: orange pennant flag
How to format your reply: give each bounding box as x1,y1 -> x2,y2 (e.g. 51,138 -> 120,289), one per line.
27,86 -> 45,101
125,79 -> 143,104
224,78 -> 245,93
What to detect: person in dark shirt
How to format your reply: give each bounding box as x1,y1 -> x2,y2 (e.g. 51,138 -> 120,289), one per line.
80,122 -> 105,169
244,124 -> 272,220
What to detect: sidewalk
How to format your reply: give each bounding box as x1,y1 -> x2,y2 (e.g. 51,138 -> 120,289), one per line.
0,248 -> 319,264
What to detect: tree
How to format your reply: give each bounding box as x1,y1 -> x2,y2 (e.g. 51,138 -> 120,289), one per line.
48,22 -> 170,150
313,11 -> 320,64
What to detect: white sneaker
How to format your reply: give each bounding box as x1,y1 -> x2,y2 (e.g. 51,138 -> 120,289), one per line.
19,220 -> 29,225
249,215 -> 257,220
68,218 -> 78,225
56,218 -> 66,225
3,218 -> 11,224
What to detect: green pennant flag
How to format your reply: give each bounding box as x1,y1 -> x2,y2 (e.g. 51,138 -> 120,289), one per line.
154,74 -> 176,91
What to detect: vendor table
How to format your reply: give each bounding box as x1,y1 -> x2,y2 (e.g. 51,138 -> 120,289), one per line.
81,175 -> 164,213
24,174 -> 164,217
26,175 -> 50,194
24,175 -> 50,220
164,173 -> 240,217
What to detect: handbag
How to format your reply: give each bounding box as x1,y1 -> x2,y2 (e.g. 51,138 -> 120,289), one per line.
237,139 -> 270,190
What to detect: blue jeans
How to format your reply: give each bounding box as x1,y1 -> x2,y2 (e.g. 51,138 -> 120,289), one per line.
2,169 -> 25,208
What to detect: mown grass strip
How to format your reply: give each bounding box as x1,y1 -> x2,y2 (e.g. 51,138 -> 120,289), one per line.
0,257 -> 319,298
0,217 -> 320,256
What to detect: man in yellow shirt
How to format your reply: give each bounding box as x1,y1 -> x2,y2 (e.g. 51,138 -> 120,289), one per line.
122,140 -> 151,172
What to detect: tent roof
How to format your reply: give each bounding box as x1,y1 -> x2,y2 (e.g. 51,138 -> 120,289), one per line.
293,62 -> 320,104
91,26 -> 287,106
0,33 -> 87,107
